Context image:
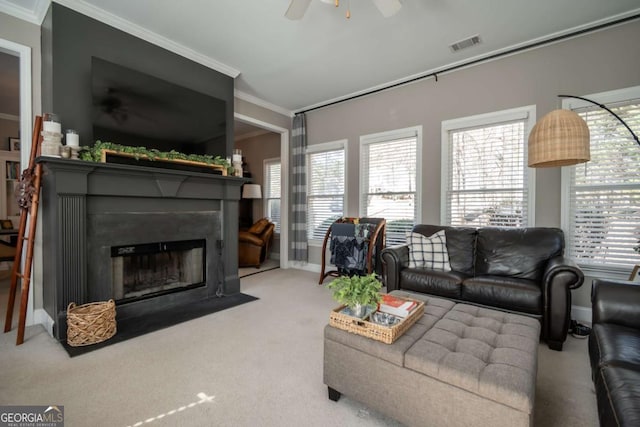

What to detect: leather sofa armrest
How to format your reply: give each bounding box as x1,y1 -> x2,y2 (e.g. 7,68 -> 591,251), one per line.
542,256 -> 584,349
239,231 -> 265,247
380,245 -> 409,291
543,255 -> 584,291
592,278 -> 640,329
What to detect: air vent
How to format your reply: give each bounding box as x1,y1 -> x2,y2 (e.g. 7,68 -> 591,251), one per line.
450,35 -> 481,52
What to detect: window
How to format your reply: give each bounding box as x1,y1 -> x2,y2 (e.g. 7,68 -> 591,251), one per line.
442,106 -> 536,228
360,127 -> 421,245
264,158 -> 281,233
307,141 -> 346,241
562,86 -> 640,275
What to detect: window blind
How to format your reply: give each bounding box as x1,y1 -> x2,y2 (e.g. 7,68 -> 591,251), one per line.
445,119 -> 528,228
567,100 -> 640,269
307,148 -> 345,240
265,160 -> 281,233
361,135 -> 417,245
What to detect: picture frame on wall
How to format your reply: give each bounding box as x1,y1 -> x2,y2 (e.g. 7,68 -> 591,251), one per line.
629,265 -> 640,282
9,138 -> 20,152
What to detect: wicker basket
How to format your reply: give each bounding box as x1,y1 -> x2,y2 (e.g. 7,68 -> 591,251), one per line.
329,298 -> 424,344
66,299 -> 117,347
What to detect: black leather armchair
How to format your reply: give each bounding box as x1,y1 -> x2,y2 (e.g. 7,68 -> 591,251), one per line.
381,225 -> 584,350
589,278 -> 640,427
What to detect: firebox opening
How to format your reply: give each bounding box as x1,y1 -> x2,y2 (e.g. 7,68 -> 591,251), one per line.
111,239 -> 206,304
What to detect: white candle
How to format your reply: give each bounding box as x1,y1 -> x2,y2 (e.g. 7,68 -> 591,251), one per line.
66,131 -> 79,147
43,120 -> 61,134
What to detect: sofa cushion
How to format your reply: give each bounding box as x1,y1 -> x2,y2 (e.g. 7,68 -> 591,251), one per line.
413,225 -> 477,275
462,276 -> 542,315
475,227 -> 563,281
400,268 -> 466,299
595,364 -> 640,427
589,323 -> 640,374
407,230 -> 451,270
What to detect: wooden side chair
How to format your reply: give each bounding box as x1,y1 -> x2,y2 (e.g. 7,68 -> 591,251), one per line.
319,217 -> 386,284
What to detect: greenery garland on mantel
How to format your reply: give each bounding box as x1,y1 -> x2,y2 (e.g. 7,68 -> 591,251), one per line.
79,141 -> 233,174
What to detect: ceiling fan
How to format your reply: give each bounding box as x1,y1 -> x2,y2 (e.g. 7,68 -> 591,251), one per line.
286,0 -> 402,20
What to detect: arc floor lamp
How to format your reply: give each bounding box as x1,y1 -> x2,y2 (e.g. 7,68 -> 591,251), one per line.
528,95 -> 640,168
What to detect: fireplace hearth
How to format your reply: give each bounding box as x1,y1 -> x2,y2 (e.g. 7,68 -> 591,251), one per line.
39,157 -> 245,341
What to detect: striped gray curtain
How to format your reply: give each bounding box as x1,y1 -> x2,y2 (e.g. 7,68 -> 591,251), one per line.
290,113 -> 308,261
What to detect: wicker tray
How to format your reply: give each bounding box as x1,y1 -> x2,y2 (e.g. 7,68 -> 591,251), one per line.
329,298 -> 424,344
67,299 -> 117,347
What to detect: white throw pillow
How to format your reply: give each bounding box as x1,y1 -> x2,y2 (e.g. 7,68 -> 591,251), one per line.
406,230 -> 451,271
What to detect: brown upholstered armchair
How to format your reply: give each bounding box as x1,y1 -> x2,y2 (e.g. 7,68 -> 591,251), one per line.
238,218 -> 275,268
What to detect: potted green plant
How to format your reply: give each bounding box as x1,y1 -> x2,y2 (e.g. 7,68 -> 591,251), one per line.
327,273 -> 383,318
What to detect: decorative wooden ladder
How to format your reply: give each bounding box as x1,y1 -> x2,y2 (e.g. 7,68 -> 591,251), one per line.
3,115 -> 44,345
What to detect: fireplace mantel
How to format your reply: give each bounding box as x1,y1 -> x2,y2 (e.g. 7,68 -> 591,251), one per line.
38,157 -> 245,340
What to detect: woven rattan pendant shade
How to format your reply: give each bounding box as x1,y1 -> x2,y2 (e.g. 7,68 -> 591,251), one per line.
528,109 -> 590,167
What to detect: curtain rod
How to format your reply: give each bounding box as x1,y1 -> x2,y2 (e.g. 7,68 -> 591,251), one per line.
297,13 -> 640,115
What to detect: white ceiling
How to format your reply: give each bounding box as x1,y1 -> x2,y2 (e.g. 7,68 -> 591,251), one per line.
2,0 -> 640,115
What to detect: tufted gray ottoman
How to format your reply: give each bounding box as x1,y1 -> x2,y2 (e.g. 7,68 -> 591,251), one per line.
324,290 -> 540,427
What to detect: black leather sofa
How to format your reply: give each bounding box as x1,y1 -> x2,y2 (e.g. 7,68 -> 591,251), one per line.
381,224 -> 584,350
589,279 -> 640,427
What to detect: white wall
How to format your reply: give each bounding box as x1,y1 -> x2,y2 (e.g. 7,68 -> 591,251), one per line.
304,20 -> 640,311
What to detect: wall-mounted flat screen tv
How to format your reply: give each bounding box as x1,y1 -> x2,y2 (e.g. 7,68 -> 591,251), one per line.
91,57 -> 226,156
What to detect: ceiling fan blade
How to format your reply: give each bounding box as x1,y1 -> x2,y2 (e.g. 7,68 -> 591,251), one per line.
372,0 -> 402,17
285,0 -> 312,20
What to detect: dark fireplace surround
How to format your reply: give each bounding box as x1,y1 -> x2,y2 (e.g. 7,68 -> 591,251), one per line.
39,158 -> 244,341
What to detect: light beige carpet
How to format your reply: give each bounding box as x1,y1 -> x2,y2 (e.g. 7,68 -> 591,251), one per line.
0,268 -> 597,426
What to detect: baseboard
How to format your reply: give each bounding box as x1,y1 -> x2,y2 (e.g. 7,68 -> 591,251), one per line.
289,261 -> 323,273
571,305 -> 592,324
33,308 -> 55,337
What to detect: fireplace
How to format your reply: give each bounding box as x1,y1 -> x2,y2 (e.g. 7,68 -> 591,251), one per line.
39,158 -> 244,341
111,239 -> 206,303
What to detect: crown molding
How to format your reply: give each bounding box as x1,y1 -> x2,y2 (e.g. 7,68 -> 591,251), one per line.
0,0 -> 50,25
33,0 -> 49,23
235,90 -> 293,118
52,0 -> 240,78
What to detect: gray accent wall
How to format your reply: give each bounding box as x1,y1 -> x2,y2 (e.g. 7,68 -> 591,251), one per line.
304,20 -> 640,310
41,3 -> 234,157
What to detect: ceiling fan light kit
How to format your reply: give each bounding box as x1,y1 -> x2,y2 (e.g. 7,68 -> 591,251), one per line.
286,0 -> 401,20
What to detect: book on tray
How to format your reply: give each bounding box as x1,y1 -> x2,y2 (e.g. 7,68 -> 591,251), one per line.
378,294 -> 418,318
